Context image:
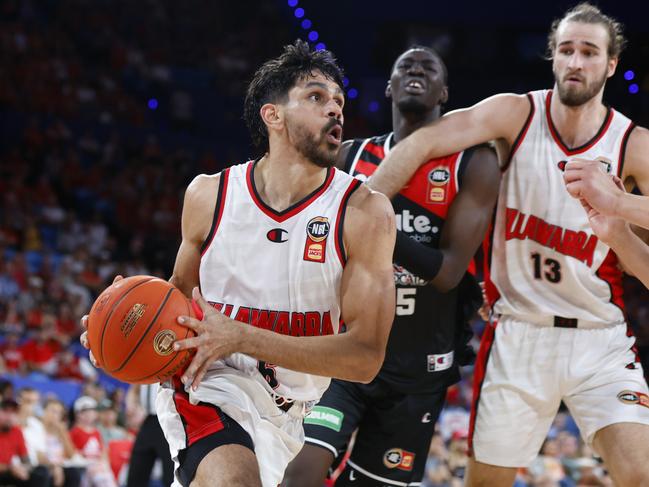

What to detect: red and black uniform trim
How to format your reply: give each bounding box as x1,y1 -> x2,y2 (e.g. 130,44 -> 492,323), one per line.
334,178 -> 362,266
617,122 -> 636,178
545,90 -> 613,156
171,377 -> 254,487
468,321 -> 497,456
200,168 -> 230,256
172,377 -> 225,448
246,160 -> 335,223
502,93 -> 535,173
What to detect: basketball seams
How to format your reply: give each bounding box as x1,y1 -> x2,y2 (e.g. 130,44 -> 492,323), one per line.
96,276 -> 157,367
108,286 -> 175,374
130,289 -> 195,383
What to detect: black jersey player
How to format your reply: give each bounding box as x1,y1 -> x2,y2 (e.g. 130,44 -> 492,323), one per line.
282,46 -> 500,487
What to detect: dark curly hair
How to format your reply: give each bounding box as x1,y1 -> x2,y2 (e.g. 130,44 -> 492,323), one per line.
546,3 -> 626,60
243,39 -> 345,153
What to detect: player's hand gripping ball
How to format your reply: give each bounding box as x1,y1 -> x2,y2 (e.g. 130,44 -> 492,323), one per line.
86,276 -> 196,384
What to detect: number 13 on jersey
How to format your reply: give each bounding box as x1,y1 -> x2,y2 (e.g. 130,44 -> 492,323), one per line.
396,287 -> 416,316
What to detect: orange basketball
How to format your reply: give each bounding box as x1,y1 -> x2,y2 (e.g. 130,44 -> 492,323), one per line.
86,275 -> 196,384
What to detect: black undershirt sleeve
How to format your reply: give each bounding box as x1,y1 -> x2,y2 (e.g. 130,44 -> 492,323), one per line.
393,230 -> 443,281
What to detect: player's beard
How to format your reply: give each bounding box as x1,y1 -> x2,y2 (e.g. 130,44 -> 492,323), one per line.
555,68 -> 608,107
289,119 -> 340,168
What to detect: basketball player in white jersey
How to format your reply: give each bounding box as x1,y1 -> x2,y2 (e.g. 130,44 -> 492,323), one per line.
564,159 -> 649,288
367,3 -> 649,487
80,41 -> 396,487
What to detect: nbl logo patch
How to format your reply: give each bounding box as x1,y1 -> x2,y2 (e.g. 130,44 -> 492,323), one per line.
617,390 -> 649,409
383,448 -> 415,471
303,216 -> 330,263
427,166 -> 450,204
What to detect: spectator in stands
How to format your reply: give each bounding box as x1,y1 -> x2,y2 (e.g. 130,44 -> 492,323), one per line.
447,429 -> 469,486
0,398 -> 50,487
17,388 -> 48,466
0,380 -> 14,401
42,398 -> 82,487
423,432 -> 452,487
0,331 -> 25,374
528,439 -> 573,487
69,396 -> 116,487
21,325 -> 61,374
125,384 -> 173,487
96,399 -> 126,444
56,350 -> 85,382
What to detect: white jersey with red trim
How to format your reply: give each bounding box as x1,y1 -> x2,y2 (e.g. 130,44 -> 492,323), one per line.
490,89 -> 635,325
199,160 -> 361,402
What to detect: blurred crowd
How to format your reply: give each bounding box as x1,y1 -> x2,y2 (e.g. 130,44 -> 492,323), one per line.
1,1 -> 648,486
0,381 -> 149,487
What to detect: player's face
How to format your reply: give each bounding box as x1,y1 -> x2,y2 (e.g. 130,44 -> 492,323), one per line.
552,21 -> 617,107
283,71 -> 344,168
388,49 -> 447,114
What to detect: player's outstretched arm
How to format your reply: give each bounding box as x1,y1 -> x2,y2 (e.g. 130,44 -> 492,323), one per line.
393,146 -> 500,291
564,149 -> 649,231
367,93 -> 527,199
174,187 -> 396,389
584,194 -> 649,290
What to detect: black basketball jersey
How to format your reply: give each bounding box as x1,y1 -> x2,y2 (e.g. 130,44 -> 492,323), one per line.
344,133 -> 481,393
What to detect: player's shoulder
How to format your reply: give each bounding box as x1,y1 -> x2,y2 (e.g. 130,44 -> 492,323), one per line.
345,183 -> 395,237
336,134 -> 388,170
627,124 -> 649,148
185,173 -> 220,202
478,92 -> 531,109
623,125 -> 649,178
182,169 -> 232,217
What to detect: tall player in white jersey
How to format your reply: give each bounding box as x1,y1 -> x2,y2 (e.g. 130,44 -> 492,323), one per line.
80,41 -> 396,487
367,3 -> 649,487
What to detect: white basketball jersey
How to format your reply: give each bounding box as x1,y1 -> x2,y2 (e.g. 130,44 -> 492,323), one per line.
490,89 -> 635,325
199,160 -> 361,402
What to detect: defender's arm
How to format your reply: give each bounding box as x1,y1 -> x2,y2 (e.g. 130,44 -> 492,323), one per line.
393,146 -> 500,291
368,93 -> 528,198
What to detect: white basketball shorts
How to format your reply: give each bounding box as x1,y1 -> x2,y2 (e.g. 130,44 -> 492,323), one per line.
469,315 -> 649,467
156,362 -> 307,487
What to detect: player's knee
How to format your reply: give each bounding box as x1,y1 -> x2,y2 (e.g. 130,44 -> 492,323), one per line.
191,446 -> 261,487
282,446 -> 333,487
192,467 -> 261,487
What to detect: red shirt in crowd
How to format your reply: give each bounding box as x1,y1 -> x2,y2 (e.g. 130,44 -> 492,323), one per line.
70,426 -> 104,460
21,339 -> 60,366
0,344 -> 23,371
57,354 -> 84,381
0,426 -> 28,464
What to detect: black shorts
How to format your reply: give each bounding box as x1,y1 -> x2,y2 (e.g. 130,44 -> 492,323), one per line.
304,377 -> 446,486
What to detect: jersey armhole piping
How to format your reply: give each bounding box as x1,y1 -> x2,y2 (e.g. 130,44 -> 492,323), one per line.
200,168 -> 230,256
334,179 -> 363,266
502,93 -> 535,173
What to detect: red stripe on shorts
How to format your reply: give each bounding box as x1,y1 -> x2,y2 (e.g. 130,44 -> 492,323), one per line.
173,379 -> 225,447
468,321 -> 497,456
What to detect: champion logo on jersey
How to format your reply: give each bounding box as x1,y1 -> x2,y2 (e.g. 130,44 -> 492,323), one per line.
557,157 -> 612,173
266,228 -> 288,243
303,216 -> 330,263
427,166 -> 450,204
